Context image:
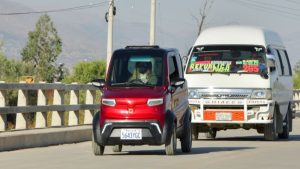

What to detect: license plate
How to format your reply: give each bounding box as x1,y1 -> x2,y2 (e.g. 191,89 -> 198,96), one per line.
120,129 -> 142,140
216,112 -> 232,121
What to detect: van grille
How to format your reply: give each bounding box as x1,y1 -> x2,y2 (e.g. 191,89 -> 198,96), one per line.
201,93 -> 250,99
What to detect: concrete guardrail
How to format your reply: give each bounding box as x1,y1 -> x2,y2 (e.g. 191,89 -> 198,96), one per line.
0,81 -> 99,151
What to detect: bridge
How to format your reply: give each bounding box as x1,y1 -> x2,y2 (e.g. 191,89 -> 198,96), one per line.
0,82 -> 300,169
0,82 -> 299,151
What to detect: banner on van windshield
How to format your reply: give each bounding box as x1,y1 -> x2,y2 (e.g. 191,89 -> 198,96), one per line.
187,59 -> 261,73
188,60 -> 232,73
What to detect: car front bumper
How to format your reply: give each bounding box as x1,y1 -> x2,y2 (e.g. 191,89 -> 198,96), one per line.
96,120 -> 166,146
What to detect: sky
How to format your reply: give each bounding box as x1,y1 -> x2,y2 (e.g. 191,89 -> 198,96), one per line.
3,0 -> 300,68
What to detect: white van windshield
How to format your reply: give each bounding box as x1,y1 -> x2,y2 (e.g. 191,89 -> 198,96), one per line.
186,45 -> 267,74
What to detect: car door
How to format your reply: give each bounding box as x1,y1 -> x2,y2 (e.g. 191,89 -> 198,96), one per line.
168,52 -> 189,127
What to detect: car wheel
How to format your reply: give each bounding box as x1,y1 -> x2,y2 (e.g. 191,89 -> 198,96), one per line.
92,133 -> 105,155
112,145 -> 123,152
205,128 -> 217,139
264,108 -> 277,141
278,109 -> 290,139
165,122 -> 177,155
192,124 -> 199,140
181,121 -> 192,153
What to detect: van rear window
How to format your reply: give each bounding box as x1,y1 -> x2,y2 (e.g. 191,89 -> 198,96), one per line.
186,45 -> 266,74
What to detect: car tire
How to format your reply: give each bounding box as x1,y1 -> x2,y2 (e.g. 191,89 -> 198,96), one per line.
181,121 -> 192,153
205,128 -> 217,139
92,133 -> 105,156
192,124 -> 199,140
264,109 -> 277,141
278,109 -> 290,139
165,123 -> 177,155
112,145 -> 123,152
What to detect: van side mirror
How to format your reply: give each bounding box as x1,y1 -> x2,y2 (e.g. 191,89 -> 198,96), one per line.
91,79 -> 105,89
266,55 -> 276,72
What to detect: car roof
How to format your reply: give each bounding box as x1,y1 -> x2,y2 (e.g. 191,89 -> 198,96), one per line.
113,46 -> 178,55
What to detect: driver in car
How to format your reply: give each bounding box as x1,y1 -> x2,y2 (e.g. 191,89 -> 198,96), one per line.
129,62 -> 157,85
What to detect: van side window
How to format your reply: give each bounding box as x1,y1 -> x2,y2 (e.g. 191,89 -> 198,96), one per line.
283,50 -> 292,76
275,49 -> 284,75
168,56 -> 180,82
278,50 -> 291,76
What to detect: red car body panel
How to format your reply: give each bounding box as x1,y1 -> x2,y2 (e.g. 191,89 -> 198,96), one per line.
100,87 -> 168,128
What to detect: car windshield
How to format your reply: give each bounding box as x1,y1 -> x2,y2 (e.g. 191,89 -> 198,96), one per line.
186,45 -> 267,74
108,51 -> 164,87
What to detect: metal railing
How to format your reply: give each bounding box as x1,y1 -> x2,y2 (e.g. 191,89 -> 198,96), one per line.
0,81 -> 100,132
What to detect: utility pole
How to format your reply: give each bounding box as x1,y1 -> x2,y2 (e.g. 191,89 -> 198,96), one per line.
149,0 -> 156,45
106,0 -> 114,72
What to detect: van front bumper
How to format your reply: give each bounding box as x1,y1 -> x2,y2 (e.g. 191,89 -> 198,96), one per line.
189,98 -> 274,124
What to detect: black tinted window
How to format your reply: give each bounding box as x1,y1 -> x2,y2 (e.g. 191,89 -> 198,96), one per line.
168,56 -> 179,81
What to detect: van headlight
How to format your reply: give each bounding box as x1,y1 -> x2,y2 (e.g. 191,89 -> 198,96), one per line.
188,89 -> 200,99
102,99 -> 116,106
251,89 -> 272,99
147,98 -> 163,106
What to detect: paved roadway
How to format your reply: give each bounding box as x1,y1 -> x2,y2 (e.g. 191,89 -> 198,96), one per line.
1,119 -> 300,169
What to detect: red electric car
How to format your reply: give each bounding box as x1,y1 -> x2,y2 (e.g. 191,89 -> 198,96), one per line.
91,46 -> 191,155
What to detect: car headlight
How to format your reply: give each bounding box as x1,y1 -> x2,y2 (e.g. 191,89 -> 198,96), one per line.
188,89 -> 200,99
251,89 -> 272,99
102,99 -> 116,106
147,98 -> 164,106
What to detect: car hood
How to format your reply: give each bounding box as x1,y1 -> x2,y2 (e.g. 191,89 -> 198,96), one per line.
103,86 -> 166,99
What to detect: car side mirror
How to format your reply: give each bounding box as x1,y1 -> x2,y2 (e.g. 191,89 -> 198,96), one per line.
91,79 -> 105,89
171,78 -> 186,87
266,55 -> 276,72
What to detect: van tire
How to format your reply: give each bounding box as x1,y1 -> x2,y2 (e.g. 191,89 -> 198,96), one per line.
181,121 -> 192,153
92,133 -> 105,155
264,109 -> 278,141
165,123 -> 177,155
278,109 -> 290,139
205,128 -> 217,139
192,124 -> 199,140
112,145 -> 123,152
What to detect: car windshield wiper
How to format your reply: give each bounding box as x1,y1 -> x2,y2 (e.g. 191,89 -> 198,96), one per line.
110,82 -> 155,87
110,82 -> 131,86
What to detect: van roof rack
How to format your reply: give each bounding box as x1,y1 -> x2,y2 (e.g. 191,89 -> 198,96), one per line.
125,45 -> 160,49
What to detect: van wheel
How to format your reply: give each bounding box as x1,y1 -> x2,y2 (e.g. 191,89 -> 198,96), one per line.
165,123 -> 177,155
112,145 -> 123,152
192,124 -> 199,140
264,109 -> 277,141
181,121 -> 192,153
92,133 -> 105,155
205,128 -> 217,139
278,109 -> 290,139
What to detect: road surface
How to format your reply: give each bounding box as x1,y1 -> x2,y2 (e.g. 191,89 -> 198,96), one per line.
1,118 -> 300,169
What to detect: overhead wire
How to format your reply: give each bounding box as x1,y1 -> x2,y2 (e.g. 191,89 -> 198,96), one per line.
0,1 -> 110,16
244,0 -> 300,11
286,0 -> 300,5
230,0 -> 300,18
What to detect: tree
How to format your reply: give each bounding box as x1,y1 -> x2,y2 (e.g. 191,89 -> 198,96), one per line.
192,0 -> 214,36
0,41 -> 33,82
21,14 -> 62,82
294,61 -> 300,89
63,60 -> 106,84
